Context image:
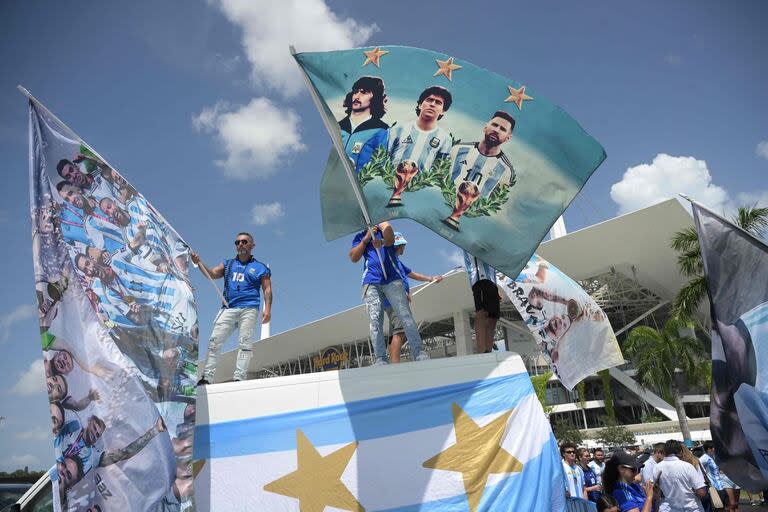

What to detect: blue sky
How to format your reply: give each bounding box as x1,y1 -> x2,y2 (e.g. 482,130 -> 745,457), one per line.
0,0 -> 765,471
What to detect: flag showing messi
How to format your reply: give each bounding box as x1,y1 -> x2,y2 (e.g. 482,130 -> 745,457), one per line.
293,46 -> 606,278
693,202 -> 768,491
194,355 -> 566,511
28,99 -> 198,511
499,254 -> 623,390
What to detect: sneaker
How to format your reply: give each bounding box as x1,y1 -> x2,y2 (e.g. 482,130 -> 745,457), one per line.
415,353 -> 430,361
372,358 -> 389,367
196,378 -> 210,386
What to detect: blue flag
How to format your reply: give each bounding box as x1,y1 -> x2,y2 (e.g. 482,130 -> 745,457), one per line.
294,46 -> 605,277
194,356 -> 566,511
28,100 -> 198,511
694,202 -> 768,491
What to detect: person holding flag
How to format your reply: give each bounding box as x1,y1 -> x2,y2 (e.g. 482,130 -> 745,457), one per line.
349,222 -> 429,365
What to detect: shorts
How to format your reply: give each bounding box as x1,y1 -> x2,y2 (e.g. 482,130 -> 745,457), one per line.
385,306 -> 404,336
472,279 -> 500,319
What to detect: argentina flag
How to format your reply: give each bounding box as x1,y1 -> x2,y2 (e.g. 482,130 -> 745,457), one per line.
194,354 -> 566,511
293,45 -> 605,279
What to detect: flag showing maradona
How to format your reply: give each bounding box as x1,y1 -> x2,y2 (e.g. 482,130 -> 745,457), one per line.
293,46 -> 606,278
500,254 -> 624,390
194,355 -> 566,511
28,97 -> 197,511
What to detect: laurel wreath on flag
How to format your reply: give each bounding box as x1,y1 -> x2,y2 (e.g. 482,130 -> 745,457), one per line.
356,145 -> 510,218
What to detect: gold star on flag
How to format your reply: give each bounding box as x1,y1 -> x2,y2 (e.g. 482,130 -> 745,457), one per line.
423,403 -> 523,512
264,429 -> 365,512
362,47 -> 389,68
504,85 -> 533,110
434,56 -> 462,81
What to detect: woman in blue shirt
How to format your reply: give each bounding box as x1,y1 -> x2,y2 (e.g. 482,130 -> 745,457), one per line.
603,451 -> 655,512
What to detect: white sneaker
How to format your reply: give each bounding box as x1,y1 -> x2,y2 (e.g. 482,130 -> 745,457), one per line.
415,353 -> 430,361
372,358 -> 389,366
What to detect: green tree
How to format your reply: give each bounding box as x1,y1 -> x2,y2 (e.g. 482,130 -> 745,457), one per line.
599,369 -> 616,424
624,317 -> 708,441
530,371 -> 553,415
552,420 -> 583,445
594,423 -> 636,447
671,205 -> 768,317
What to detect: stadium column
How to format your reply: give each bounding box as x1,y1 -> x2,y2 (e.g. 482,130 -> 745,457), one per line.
453,310 -> 474,356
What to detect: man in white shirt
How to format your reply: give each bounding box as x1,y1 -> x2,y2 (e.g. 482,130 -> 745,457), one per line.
560,442 -> 587,499
641,443 -> 665,483
653,439 -> 707,512
588,447 -> 606,482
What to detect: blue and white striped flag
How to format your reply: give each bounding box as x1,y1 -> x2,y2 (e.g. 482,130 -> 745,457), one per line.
194,356 -> 566,511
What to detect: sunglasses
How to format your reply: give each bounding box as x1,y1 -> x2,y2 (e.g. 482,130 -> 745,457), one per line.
621,465 -> 639,472
235,239 -> 250,246
564,450 -> 576,454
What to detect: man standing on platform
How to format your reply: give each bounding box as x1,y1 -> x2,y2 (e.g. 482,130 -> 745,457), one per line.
349,222 -> 428,366
193,232 -> 272,384
463,251 -> 501,353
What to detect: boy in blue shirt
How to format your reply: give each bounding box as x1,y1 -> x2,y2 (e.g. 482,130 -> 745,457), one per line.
349,222 -> 428,365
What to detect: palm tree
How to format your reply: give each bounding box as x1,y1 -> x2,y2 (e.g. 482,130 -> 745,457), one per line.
671,205 -> 768,317
624,317 -> 708,441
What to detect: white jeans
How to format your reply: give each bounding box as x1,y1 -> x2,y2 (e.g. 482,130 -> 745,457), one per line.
202,307 -> 259,381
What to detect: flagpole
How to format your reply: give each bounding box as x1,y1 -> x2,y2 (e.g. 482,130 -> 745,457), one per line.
17,85 -> 190,247
288,46 -> 388,279
679,193 -> 768,248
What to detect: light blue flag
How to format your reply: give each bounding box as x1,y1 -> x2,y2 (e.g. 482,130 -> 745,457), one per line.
28,97 -> 197,511
194,356 -> 566,511
293,46 -> 606,278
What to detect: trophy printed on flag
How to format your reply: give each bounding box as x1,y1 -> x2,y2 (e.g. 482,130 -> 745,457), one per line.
442,180 -> 480,231
386,160 -> 419,208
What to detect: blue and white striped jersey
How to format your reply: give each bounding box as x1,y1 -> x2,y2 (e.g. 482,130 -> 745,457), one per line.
85,209 -> 126,254
463,250 -> 497,286
449,143 -> 515,197
126,195 -> 171,264
387,120 -> 451,173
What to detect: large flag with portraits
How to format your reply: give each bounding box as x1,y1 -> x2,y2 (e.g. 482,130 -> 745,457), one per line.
194,356 -> 566,511
293,45 -> 606,278
693,202 -> 768,491
500,254 -> 624,390
28,100 -> 198,510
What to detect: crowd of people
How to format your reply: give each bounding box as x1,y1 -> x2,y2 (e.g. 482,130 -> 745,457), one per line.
560,440 -> 758,511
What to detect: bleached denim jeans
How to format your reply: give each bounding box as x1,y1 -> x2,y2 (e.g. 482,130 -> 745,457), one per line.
363,279 -> 423,362
203,307 -> 259,381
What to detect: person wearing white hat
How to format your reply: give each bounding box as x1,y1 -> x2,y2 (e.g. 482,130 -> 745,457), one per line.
384,232 -> 443,362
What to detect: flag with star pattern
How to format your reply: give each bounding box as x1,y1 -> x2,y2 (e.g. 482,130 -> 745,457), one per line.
293,45 -> 606,278
194,354 -> 566,511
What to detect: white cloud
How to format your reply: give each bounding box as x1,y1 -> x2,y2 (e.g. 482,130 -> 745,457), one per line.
756,140 -> 768,160
1,304 -> 36,342
16,426 -> 50,442
439,248 -> 465,269
737,190 -> 768,208
212,0 -> 377,97
610,154 -> 729,215
193,98 -> 307,179
251,202 -> 285,226
12,359 -> 45,396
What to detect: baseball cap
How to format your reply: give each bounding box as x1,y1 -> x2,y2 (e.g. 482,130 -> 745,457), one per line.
611,451 -> 643,470
393,232 -> 408,246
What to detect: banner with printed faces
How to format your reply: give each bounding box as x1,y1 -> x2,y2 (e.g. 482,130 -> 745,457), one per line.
29,102 -> 198,511
294,45 -> 606,278
693,202 -> 768,491
499,254 -> 624,390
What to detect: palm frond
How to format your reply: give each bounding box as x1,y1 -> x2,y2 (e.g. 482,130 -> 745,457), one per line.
672,276 -> 708,318
676,248 -> 703,277
734,205 -> 768,238
670,227 -> 700,253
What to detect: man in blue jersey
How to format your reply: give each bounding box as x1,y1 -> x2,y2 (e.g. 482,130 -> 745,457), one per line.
386,86 -> 453,207
464,250 -> 501,353
349,222 -> 428,365
443,111 -> 517,231
338,76 -> 389,173
192,232 -> 272,384
384,232 -> 443,362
